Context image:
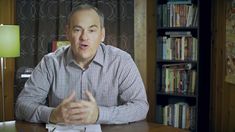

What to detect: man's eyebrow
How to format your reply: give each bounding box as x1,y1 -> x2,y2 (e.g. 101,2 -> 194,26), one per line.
73,25 -> 82,29
72,25 -> 98,29
89,25 -> 98,28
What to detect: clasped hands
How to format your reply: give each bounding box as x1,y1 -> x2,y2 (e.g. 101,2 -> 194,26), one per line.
49,90 -> 99,124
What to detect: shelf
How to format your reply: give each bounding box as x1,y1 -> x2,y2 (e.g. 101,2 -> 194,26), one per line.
157,27 -> 198,31
156,60 -> 197,64
157,27 -> 198,37
154,1 -> 211,131
158,0 -> 198,5
157,91 -> 197,98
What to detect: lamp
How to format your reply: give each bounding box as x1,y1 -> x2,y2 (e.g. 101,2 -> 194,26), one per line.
0,24 -> 20,121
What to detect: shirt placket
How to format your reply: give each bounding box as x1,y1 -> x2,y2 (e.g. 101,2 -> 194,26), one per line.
81,70 -> 88,100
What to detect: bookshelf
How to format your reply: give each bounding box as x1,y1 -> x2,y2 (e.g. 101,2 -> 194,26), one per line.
155,0 -> 211,131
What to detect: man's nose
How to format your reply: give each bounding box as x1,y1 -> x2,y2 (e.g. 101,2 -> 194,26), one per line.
80,31 -> 88,40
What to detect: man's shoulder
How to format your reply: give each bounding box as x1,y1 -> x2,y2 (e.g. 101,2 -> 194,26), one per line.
101,43 -> 131,60
44,45 -> 70,62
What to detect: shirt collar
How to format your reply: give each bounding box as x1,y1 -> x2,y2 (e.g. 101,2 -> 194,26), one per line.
93,43 -> 104,66
65,47 -> 74,66
65,44 -> 105,67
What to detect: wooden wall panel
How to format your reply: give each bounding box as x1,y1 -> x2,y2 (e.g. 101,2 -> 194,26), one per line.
211,0 -> 224,131
228,84 -> 235,132
0,0 -> 16,121
134,0 -> 156,121
223,1 -> 235,131
134,0 -> 147,86
146,0 -> 156,122
211,0 -> 225,130
212,0 -> 235,131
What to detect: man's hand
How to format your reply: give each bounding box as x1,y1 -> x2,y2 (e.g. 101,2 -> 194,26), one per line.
49,90 -> 99,124
68,90 -> 99,124
49,91 -> 76,124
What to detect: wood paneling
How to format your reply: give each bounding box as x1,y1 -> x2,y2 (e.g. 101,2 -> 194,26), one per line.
212,0 -> 235,131
146,0 -> 156,122
228,84 -> 235,132
223,1 -> 235,131
0,0 -> 16,121
211,0 -> 225,131
134,0 -> 147,86
134,0 -> 156,121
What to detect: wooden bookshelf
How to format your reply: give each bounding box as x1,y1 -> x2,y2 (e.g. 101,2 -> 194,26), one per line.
154,0 -> 211,131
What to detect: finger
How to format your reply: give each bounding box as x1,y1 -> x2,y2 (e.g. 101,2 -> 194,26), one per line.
69,107 -> 89,115
61,108 -> 69,119
69,112 -> 87,120
85,90 -> 96,102
63,91 -> 76,103
68,102 -> 84,108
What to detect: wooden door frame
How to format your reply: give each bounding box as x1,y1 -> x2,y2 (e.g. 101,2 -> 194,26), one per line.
0,0 -> 16,121
134,0 -> 156,121
211,0 -> 227,131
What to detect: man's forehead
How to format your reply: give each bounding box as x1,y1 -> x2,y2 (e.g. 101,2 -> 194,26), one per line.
70,9 -> 100,27
72,9 -> 99,18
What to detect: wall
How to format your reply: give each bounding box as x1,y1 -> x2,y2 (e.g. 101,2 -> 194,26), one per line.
134,0 -> 156,121
224,0 -> 235,131
15,0 -> 134,68
212,0 -> 235,131
0,0 -> 15,121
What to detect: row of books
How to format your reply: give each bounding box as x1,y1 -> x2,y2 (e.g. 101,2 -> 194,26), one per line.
167,0 -> 192,4
161,63 -> 196,94
157,32 -> 198,61
157,3 -> 198,27
156,102 -> 196,130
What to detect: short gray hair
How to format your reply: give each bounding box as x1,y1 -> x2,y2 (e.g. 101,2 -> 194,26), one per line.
67,3 -> 104,28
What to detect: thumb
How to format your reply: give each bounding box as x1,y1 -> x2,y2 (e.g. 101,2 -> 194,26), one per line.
85,90 -> 96,103
63,91 -> 76,103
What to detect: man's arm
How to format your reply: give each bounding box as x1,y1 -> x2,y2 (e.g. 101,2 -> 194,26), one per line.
15,56 -> 54,123
97,56 -> 149,124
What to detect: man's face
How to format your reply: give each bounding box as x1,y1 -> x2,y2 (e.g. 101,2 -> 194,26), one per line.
66,9 -> 105,63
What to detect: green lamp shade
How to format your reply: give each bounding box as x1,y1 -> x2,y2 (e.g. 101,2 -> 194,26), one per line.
0,25 -> 20,57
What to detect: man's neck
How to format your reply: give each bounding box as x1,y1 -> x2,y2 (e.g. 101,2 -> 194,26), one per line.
74,55 -> 94,70
76,60 -> 90,70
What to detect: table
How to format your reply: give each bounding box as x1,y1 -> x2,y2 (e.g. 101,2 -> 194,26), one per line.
0,120 -> 189,132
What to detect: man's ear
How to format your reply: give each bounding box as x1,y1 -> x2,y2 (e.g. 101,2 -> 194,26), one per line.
101,28 -> 105,42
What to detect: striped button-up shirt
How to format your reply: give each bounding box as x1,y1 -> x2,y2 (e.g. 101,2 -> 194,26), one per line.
16,43 -> 149,124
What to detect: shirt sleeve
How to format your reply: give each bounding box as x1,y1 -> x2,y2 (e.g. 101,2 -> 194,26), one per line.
96,55 -> 149,124
15,55 -> 54,123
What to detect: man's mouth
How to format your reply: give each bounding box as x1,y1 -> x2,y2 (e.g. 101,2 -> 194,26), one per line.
79,44 -> 88,49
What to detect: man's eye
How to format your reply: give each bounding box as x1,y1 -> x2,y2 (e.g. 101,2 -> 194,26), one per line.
89,29 -> 96,32
74,29 -> 81,32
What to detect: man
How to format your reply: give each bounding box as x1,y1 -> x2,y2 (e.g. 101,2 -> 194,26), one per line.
16,4 -> 149,125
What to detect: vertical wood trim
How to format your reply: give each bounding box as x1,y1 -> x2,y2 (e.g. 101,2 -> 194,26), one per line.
134,0 -> 156,121
211,0 -> 226,131
134,0 -> 147,86
228,83 -> 235,131
146,0 -> 156,122
0,0 -> 16,121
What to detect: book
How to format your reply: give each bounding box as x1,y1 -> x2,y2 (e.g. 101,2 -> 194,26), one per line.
161,63 -> 196,94
165,31 -> 192,37
167,0 -> 192,4
156,105 -> 163,123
